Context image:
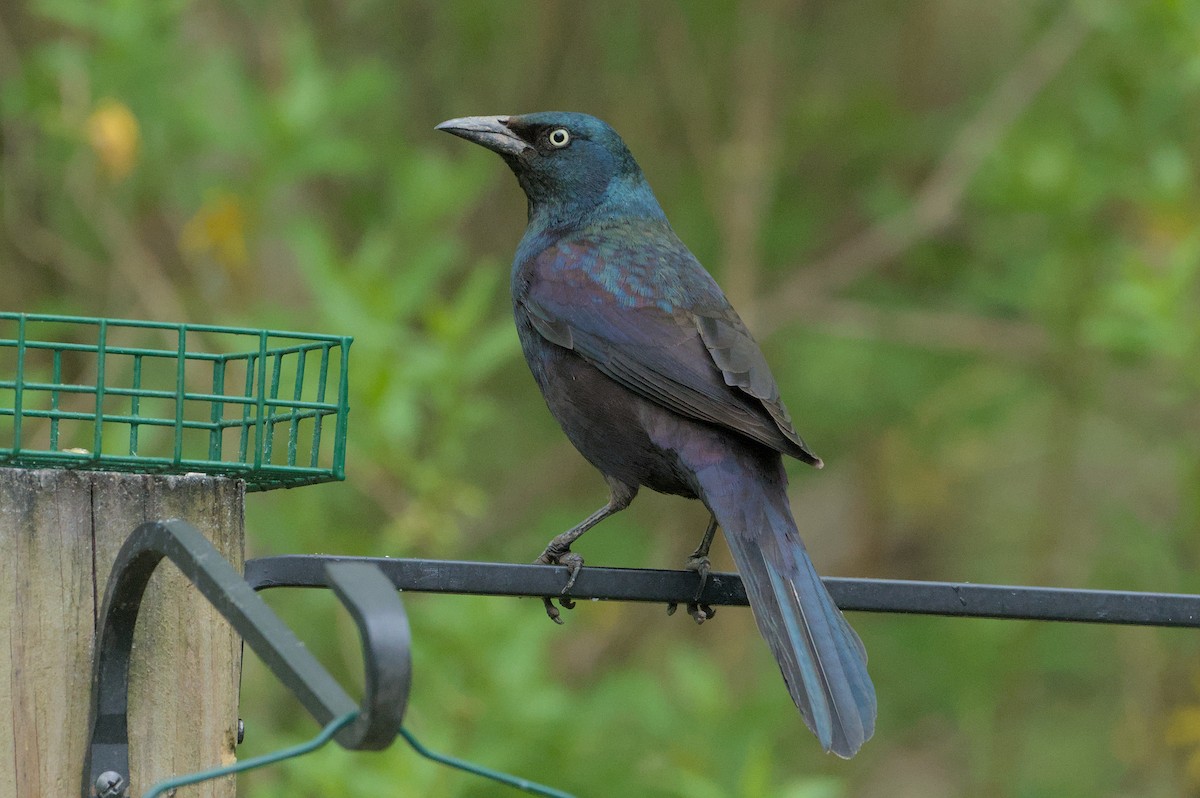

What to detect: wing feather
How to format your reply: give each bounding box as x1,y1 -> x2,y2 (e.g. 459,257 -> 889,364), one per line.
520,230 -> 820,464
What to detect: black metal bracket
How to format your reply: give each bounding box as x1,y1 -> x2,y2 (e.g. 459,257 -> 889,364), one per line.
82,520 -> 412,798
83,537 -> 1197,795
244,556 -> 1200,629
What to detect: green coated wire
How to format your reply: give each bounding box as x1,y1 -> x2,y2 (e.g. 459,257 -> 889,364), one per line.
399,726 -> 577,798
138,713 -> 575,798
141,711 -> 358,798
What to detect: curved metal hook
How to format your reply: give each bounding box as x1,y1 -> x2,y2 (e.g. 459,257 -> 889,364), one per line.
324,561 -> 412,749
82,519 -> 410,797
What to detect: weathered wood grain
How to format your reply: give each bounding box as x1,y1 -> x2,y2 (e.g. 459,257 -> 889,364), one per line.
1,469 -> 244,797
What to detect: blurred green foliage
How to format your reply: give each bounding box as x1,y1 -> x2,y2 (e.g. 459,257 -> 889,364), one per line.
3,1 -> 1200,796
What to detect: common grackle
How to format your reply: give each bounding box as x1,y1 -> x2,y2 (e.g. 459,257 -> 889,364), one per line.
437,112 -> 876,757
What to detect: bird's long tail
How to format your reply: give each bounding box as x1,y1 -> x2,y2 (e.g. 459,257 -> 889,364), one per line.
694,451 -> 876,757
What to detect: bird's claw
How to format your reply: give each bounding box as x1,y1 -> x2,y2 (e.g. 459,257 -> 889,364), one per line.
541,593 -> 578,624
688,602 -> 716,624
542,596 -> 571,624
666,600 -> 716,624
536,548 -> 584,592
535,547 -> 584,623
667,553 -> 716,622
560,553 -> 584,594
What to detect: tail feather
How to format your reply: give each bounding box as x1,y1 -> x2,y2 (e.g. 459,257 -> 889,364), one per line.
698,457 -> 876,757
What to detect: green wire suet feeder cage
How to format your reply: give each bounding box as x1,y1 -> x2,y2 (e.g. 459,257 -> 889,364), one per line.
0,313 -> 350,490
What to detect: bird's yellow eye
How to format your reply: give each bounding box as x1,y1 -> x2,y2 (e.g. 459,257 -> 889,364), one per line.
548,128 -> 570,148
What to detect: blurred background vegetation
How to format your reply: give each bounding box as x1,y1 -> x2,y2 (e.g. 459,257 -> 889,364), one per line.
3,1 -> 1200,795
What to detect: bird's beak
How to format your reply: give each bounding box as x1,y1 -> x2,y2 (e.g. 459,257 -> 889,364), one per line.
435,115 -> 532,157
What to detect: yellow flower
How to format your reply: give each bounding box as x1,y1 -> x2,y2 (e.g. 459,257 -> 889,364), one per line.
1166,672 -> 1200,786
181,192 -> 250,272
1166,706 -> 1200,747
86,99 -> 139,182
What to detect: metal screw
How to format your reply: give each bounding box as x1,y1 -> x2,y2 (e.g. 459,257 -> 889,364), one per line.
95,770 -> 126,797
237,717 -> 245,745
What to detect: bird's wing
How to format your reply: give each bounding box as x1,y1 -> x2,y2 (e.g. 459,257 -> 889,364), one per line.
520,236 -> 821,465
693,309 -> 819,463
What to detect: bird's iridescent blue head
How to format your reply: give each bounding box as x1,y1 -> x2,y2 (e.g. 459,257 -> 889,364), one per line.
436,112 -> 663,227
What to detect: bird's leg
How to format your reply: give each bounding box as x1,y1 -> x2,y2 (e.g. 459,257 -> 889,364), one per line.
686,515 -> 719,598
668,514 -> 719,624
536,478 -> 636,624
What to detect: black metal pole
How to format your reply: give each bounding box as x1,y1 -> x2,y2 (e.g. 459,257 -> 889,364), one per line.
244,556 -> 1200,629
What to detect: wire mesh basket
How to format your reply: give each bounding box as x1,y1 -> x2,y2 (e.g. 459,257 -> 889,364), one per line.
0,313 -> 351,490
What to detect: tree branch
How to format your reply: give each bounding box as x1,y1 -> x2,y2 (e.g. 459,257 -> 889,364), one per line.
757,6 -> 1091,339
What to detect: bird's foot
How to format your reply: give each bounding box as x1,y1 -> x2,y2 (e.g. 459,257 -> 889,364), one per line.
688,601 -> 716,624
685,553 -> 711,602
666,553 -> 716,624
535,546 -> 585,591
541,595 -> 577,625
666,600 -> 717,625
535,546 -> 584,625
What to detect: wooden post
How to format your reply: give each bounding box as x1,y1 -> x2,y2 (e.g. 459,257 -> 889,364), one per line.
0,469 -> 244,797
